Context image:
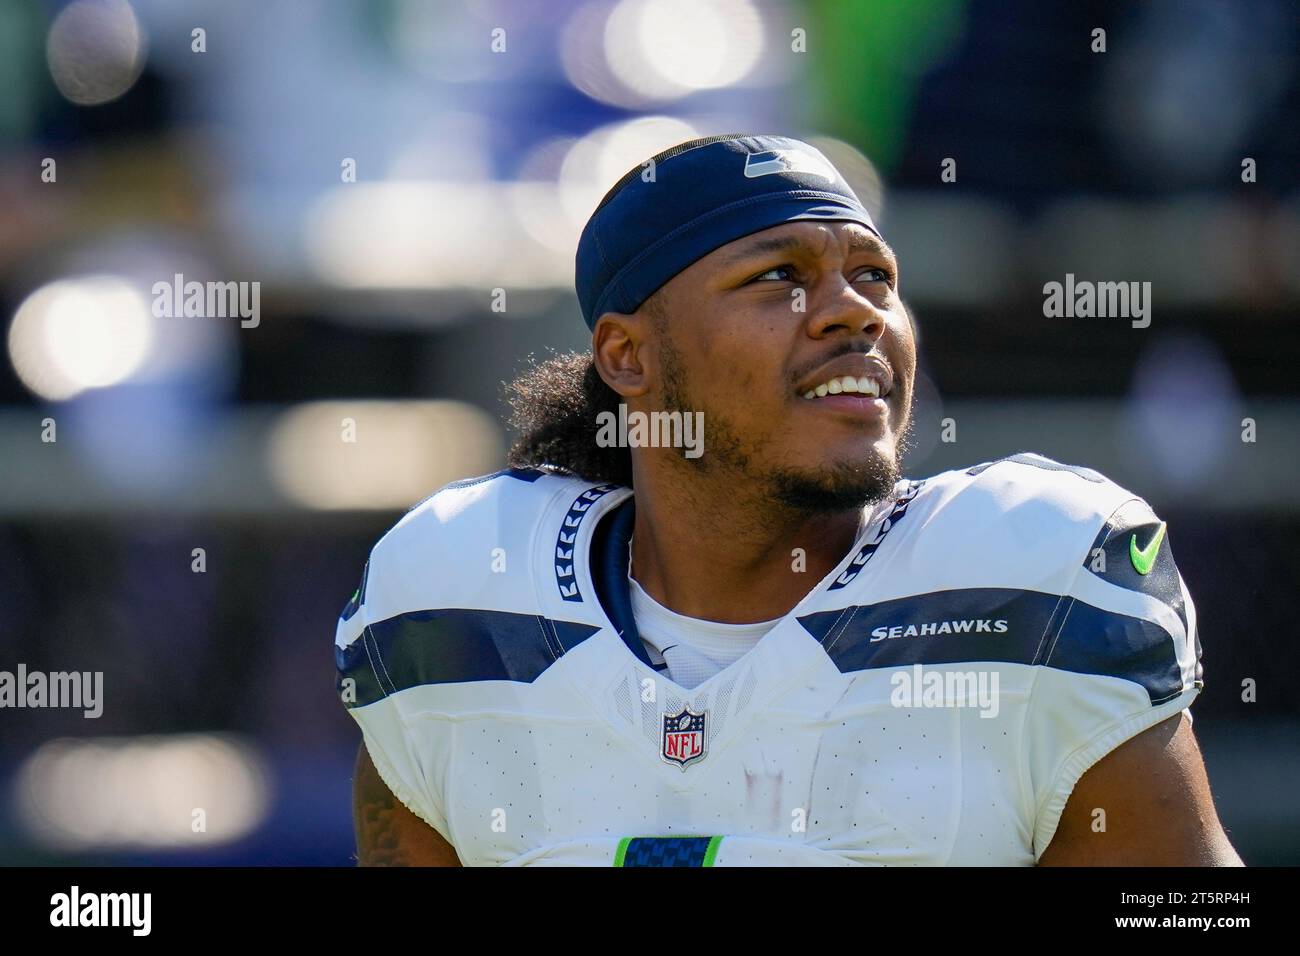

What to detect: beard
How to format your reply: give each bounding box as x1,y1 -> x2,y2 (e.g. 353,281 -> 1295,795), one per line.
658,337 -> 911,516
766,452 -> 904,513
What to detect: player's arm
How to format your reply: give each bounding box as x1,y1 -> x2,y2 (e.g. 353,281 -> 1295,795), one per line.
353,743 -> 461,867
1038,712 -> 1242,866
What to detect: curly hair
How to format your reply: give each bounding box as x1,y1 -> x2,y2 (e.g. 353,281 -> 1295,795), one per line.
504,291 -> 675,487
504,349 -> 632,487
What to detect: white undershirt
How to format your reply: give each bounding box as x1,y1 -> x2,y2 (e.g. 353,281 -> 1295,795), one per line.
629,576 -> 781,689
625,506 -> 880,689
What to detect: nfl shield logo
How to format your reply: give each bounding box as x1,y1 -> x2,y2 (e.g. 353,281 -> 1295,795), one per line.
661,706 -> 707,770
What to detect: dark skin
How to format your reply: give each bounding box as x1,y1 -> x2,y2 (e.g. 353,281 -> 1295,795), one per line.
354,744 -> 460,866
354,219 -> 1241,866
599,221 -> 915,622
1040,712 -> 1241,865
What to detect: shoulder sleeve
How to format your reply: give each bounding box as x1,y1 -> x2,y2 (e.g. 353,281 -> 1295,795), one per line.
1025,495 -> 1202,859
334,556 -> 452,841
330,468 -> 581,845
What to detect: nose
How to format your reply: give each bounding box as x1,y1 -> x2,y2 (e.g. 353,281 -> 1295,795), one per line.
805,279 -> 886,343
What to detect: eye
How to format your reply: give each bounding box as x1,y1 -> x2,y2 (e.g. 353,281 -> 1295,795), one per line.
748,264 -> 798,284
854,267 -> 893,286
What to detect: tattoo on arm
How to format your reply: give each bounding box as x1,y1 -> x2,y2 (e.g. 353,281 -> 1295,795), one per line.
352,743 -> 460,866
353,744 -> 412,865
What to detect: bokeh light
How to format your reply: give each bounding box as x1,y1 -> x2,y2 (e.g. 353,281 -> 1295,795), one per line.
45,0 -> 147,107
267,400 -> 502,510
8,275 -> 154,401
16,734 -> 271,851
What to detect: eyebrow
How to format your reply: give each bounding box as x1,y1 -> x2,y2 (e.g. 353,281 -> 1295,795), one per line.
717,229 -> 896,268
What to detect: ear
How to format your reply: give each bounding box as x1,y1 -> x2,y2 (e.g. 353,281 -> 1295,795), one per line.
592,310 -> 653,399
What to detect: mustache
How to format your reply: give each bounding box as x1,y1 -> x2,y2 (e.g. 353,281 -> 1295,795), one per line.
791,342 -> 894,386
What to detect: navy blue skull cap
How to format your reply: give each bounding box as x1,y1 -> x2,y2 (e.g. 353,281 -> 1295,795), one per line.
575,134 -> 881,330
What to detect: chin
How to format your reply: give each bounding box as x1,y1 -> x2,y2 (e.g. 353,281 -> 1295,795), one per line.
767,450 -> 901,514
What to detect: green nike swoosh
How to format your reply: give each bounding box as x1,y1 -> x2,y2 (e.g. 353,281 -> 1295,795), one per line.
1129,522 -> 1166,575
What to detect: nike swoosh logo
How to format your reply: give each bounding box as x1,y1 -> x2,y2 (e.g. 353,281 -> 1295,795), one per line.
1129,522 -> 1166,575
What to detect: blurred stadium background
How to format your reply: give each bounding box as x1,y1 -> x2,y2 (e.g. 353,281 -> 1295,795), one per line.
0,0 -> 1296,865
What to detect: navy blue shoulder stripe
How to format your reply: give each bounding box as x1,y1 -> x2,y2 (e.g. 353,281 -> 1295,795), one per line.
1083,511 -> 1188,638
337,608 -> 600,707
800,587 -> 1186,705
1050,599 -> 1193,704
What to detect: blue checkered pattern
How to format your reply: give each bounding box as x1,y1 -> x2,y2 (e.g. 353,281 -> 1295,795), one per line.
620,837 -> 715,867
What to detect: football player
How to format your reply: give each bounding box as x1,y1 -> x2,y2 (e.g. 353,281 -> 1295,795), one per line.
336,135 -> 1240,866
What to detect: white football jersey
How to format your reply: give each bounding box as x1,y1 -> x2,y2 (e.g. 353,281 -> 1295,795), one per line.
335,454 -> 1201,866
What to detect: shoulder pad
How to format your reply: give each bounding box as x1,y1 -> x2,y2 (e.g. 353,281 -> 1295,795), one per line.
334,468 -> 611,707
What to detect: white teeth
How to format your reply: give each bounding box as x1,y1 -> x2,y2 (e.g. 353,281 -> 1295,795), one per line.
805,375 -> 885,399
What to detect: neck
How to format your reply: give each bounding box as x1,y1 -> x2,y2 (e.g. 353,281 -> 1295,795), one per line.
627,455 -> 865,623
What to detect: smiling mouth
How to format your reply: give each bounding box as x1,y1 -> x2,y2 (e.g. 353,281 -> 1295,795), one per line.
801,373 -> 887,401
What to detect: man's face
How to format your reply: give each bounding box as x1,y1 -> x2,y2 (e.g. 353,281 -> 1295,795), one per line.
651,219 -> 916,512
